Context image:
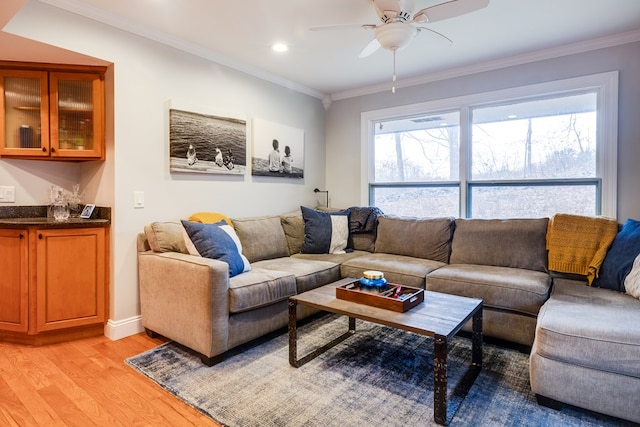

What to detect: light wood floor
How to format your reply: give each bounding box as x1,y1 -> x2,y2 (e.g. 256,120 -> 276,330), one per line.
0,333 -> 221,426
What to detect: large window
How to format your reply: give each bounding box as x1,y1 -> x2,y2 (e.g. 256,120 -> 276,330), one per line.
372,111 -> 460,217
364,72 -> 618,219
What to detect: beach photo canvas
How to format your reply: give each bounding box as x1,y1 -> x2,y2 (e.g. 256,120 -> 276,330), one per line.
169,107 -> 247,175
252,118 -> 304,179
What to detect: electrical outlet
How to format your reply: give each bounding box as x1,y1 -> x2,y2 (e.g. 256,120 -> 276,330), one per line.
0,186 -> 15,203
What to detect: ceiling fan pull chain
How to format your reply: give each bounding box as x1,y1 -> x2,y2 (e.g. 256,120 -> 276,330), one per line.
392,48 -> 397,93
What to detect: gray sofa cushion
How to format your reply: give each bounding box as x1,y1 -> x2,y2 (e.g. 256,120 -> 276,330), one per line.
341,253 -> 446,289
450,218 -> 549,272
144,221 -> 188,254
534,280 -> 640,378
351,233 -> 376,252
232,215 -> 290,263
252,257 -> 340,294
375,216 -> 453,263
426,264 -> 551,316
228,269 -> 296,314
292,250 -> 370,265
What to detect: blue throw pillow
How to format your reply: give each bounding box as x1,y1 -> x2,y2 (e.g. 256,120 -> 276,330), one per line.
300,206 -> 350,254
593,219 -> 640,292
181,220 -> 251,277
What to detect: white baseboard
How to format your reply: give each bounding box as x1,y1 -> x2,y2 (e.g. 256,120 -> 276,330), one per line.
104,315 -> 144,340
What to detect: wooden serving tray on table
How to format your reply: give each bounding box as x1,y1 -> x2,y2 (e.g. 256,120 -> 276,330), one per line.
336,280 -> 424,312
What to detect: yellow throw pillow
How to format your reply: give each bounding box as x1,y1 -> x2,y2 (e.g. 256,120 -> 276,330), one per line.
188,212 -> 233,228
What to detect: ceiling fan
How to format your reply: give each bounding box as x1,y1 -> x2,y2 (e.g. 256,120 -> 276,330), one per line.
312,0 -> 490,92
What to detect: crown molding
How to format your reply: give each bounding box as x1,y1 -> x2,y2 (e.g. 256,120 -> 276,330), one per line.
330,29 -> 640,101
37,0 -> 327,100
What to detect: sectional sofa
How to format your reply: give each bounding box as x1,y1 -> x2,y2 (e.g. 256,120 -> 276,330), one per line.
136,207 -> 640,424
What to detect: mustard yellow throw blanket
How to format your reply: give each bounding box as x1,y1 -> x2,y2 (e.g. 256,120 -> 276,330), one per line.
546,214 -> 618,284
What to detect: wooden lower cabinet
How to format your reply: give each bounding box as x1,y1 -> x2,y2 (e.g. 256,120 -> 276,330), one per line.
35,227 -> 107,331
0,229 -> 28,332
0,225 -> 109,344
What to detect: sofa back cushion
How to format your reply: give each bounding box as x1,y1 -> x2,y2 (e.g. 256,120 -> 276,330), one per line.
144,221 -> 188,254
351,233 -> 376,253
281,208 -> 377,254
450,218 -> 549,272
280,211 -> 305,255
374,216 -> 453,263
232,215 -> 290,262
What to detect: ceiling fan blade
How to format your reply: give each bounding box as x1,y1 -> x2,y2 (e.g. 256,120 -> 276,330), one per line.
416,27 -> 453,44
309,24 -> 374,32
413,0 -> 489,23
359,38 -> 382,58
373,0 -> 402,14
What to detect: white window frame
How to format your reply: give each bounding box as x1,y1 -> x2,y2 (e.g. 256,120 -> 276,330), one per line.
361,71 -> 619,218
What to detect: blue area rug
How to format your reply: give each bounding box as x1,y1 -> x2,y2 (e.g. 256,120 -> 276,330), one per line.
126,314 -> 633,426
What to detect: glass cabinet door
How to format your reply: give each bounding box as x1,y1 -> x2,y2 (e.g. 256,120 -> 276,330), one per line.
0,70 -> 50,156
50,72 -> 104,158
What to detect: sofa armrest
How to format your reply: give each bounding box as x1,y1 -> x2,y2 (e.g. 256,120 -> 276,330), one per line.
137,251 -> 230,359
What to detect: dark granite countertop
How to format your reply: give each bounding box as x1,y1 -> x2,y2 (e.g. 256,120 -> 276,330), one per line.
0,205 -> 111,228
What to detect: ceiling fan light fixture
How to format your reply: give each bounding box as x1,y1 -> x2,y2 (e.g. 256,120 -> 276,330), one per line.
374,22 -> 417,51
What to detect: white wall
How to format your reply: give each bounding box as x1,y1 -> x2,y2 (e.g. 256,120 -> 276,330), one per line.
2,1 -> 326,337
326,40 -> 640,222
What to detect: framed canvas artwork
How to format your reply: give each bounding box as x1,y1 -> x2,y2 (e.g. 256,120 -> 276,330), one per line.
251,118 -> 304,179
169,104 -> 247,175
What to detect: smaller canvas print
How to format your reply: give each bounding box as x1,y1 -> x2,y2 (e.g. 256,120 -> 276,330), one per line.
169,108 -> 247,175
252,118 -> 304,179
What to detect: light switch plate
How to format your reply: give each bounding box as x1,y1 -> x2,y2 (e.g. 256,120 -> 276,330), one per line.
133,191 -> 144,208
0,186 -> 15,203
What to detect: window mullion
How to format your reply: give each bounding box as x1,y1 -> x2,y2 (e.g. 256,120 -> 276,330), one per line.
459,106 -> 470,218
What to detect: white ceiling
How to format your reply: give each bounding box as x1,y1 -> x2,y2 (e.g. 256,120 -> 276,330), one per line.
36,0 -> 640,98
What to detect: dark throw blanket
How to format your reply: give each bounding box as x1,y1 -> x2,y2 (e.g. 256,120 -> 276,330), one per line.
349,206 -> 383,234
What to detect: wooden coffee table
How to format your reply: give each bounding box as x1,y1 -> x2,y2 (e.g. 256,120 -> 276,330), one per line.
288,278 -> 483,426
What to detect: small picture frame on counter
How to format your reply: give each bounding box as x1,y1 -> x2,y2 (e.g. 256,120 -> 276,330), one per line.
80,204 -> 96,219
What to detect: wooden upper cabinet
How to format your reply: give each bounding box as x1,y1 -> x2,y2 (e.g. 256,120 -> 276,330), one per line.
0,69 -> 50,157
50,71 -> 104,159
0,63 -> 105,161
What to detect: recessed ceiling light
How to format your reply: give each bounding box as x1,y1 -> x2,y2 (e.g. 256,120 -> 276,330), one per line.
272,43 -> 288,53
508,114 -> 518,119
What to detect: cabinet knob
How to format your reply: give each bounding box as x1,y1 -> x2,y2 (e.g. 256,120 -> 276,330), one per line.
42,147 -> 47,152
19,233 -> 24,239
38,233 -> 43,239
51,147 -> 56,153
